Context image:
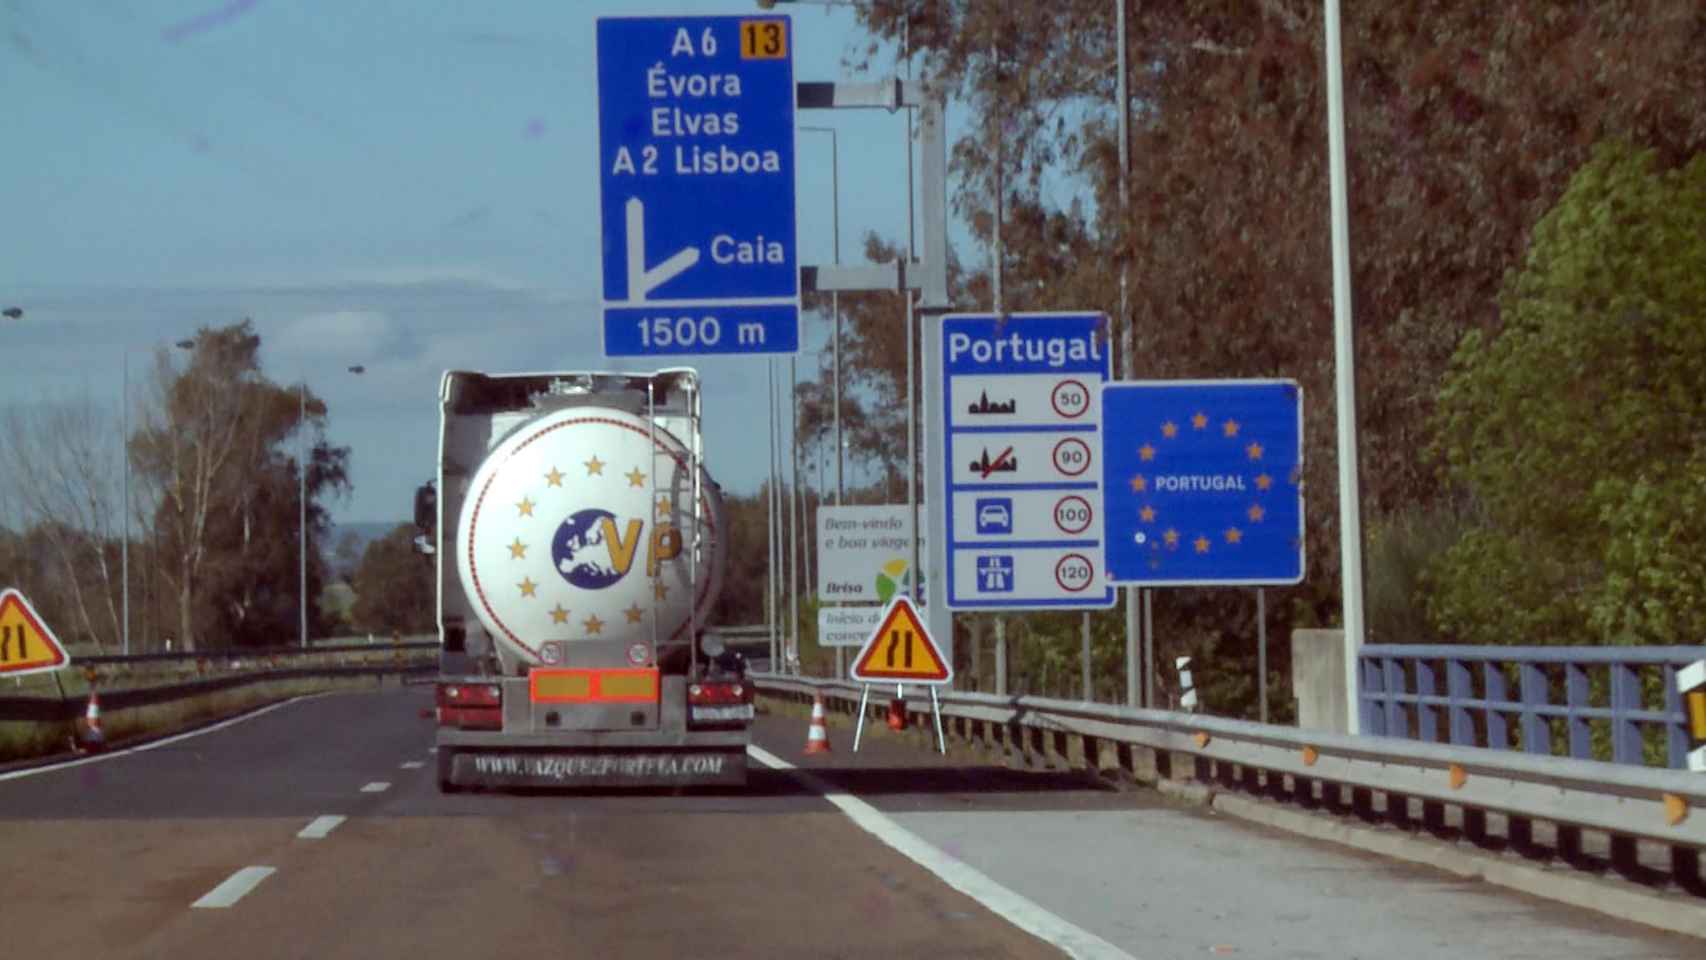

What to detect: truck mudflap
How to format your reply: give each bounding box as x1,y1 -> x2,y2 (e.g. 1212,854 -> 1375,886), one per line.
439,747 -> 746,790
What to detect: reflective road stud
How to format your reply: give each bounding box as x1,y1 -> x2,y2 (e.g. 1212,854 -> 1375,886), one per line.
1680,660 -> 1706,773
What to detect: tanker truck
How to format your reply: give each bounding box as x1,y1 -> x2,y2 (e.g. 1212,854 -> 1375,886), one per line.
415,368 -> 751,791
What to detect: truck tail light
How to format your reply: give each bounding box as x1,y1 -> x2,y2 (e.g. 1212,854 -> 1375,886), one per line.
437,683 -> 502,730
688,681 -> 748,705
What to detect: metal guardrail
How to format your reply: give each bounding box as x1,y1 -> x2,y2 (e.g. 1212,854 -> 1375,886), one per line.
751,674 -> 1706,887
1359,644 -> 1705,768
73,638 -> 439,666
0,663 -> 435,723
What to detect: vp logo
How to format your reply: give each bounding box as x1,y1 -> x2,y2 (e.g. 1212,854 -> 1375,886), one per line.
550,508 -> 683,591
545,511 -> 678,593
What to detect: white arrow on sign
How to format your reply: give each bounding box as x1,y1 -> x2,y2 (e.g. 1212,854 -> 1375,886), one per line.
626,197 -> 699,300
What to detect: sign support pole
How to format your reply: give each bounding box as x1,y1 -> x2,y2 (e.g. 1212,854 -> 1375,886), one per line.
1258,587 -> 1269,724
929,685 -> 946,754
853,683 -> 871,752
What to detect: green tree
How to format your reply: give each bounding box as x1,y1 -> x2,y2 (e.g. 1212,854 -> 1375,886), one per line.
1427,141 -> 1706,646
351,524 -> 436,634
131,321 -> 350,649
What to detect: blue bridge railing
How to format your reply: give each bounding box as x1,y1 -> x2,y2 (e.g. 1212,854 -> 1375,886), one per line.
1358,644 -> 1705,769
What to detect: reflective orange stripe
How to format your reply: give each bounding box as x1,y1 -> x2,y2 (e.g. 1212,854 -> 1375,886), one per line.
529,668 -> 658,704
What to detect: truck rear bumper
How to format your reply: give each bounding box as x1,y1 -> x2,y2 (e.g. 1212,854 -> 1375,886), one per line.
438,745 -> 746,789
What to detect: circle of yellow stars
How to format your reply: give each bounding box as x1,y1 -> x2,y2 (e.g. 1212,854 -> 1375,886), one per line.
1126,411 -> 1285,557
496,456 -> 684,639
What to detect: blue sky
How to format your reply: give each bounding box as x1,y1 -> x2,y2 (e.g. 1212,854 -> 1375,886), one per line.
2,0 -> 957,523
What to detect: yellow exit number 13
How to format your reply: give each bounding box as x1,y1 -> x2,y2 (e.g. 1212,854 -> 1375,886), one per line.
740,20 -> 787,59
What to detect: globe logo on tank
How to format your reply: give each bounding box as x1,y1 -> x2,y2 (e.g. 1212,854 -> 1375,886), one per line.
551,509 -> 626,590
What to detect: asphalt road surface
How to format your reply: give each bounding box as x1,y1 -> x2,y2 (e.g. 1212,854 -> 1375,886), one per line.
1,686 -> 1698,959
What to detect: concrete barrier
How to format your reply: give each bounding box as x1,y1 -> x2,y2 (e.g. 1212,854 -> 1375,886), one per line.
1291,628 -> 1347,734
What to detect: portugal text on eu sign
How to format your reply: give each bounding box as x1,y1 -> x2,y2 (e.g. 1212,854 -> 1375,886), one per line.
596,16 -> 800,357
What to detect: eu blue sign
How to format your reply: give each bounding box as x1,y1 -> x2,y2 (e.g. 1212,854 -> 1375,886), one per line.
596,16 -> 799,356
1102,380 -> 1304,585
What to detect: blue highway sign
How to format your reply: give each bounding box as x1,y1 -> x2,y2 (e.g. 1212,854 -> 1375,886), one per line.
939,313 -> 1115,610
597,16 -> 799,356
1102,380 -> 1304,585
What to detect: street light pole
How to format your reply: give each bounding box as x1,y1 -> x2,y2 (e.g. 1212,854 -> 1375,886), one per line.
800,125 -> 842,506
299,382 -> 308,649
121,348 -> 130,655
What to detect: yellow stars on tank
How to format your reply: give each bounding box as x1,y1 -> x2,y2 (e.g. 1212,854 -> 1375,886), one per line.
518,577 -> 538,598
653,579 -> 670,601
624,604 -> 644,624
548,604 -> 570,625
544,466 -> 565,487
583,614 -> 605,636
508,538 -> 528,560
626,467 -> 646,488
654,495 -> 672,518
584,455 -> 605,476
516,496 -> 535,518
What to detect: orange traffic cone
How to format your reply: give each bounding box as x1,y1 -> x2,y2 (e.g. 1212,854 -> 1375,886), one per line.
78,690 -> 107,753
886,697 -> 908,731
803,692 -> 832,754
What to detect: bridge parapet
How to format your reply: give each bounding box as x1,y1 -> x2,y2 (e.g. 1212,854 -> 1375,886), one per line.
1359,644 -> 1704,769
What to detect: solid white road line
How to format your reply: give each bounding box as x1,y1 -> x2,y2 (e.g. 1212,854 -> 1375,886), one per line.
747,745 -> 1138,960
0,694 -> 333,783
399,761 -> 424,769
360,781 -> 391,793
296,815 -> 347,840
191,866 -> 277,909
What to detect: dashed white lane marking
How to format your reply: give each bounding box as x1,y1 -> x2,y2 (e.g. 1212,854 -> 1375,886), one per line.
192,866 -> 276,909
360,781 -> 391,793
399,761 -> 424,769
0,695 -> 332,783
297,815 -> 346,840
747,745 -> 1137,960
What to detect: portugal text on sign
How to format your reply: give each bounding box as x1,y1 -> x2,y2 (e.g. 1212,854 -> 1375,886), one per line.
0,588 -> 70,677
597,16 -> 799,357
849,596 -> 951,684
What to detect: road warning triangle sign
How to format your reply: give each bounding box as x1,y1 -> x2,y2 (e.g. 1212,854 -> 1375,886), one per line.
0,588 -> 70,677
849,596 -> 951,685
